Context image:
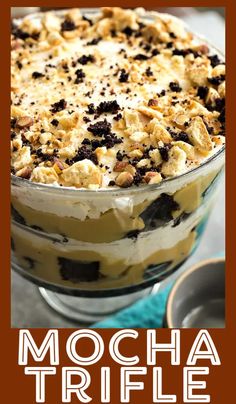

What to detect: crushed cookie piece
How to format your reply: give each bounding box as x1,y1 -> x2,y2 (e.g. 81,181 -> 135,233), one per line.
15,166 -> 32,179
148,99 -> 158,107
16,116 -> 33,128
186,116 -> 213,153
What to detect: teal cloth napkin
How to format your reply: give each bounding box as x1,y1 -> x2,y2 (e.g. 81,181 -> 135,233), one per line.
92,283 -> 172,328
92,253 -> 224,328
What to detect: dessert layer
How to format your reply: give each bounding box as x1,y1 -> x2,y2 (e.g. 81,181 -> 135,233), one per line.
11,7 -> 225,188
11,168 -> 221,241
12,221 -> 197,289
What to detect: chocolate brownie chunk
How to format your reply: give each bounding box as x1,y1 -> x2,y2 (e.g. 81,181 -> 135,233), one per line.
58,257 -> 100,282
141,193 -> 180,230
23,256 -> 36,269
11,205 -> 26,225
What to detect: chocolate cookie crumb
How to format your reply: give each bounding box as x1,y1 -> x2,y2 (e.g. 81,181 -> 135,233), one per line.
197,86 -> 209,100
96,100 -> 120,115
32,71 -> 45,79
169,82 -> 182,92
51,119 -> 59,127
208,54 -> 222,68
159,145 -> 171,161
78,54 -> 95,65
50,99 -> 67,113
61,18 -> 76,32
119,69 -> 129,82
134,53 -> 149,60
87,119 -> 111,136
208,75 -> 225,85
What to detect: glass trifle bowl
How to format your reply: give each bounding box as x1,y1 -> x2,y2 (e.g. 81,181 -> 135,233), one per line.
11,147 -> 224,322
11,7 -> 225,322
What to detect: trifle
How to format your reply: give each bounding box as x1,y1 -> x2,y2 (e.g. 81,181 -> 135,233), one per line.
11,7 -> 225,320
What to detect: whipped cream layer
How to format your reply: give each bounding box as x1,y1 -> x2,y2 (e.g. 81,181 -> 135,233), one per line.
12,203 -> 203,261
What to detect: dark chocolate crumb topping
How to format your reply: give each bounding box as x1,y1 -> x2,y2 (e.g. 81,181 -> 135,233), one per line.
50,99 -> 67,113
122,26 -> 134,37
61,18 -> 76,32
119,69 -> 129,82
16,61 -> 23,69
173,131 -> 192,144
159,144 -> 171,162
82,15 -> 93,26
114,113 -> 122,121
32,71 -> 45,79
74,68 -> 86,84
87,119 -> 111,136
86,37 -> 101,45
51,119 -> 59,127
145,66 -> 153,77
197,86 -> 209,100
169,82 -> 182,92
77,54 -> 96,65
134,53 -> 149,61
96,100 -> 120,115
208,75 -> 225,85
208,54 -> 222,68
